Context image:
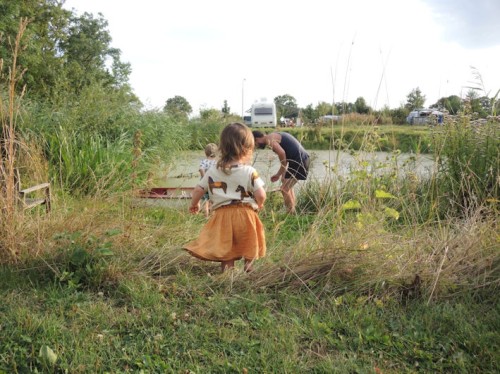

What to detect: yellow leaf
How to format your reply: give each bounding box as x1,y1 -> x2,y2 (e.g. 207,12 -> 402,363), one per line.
39,345 -> 57,365
375,190 -> 397,199
342,199 -> 361,210
384,207 -> 400,220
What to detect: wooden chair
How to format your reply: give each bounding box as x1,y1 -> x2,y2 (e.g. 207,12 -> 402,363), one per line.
14,169 -> 51,213
19,182 -> 51,212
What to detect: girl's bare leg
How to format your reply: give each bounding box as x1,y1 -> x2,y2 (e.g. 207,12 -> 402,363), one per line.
221,260 -> 235,272
244,259 -> 254,273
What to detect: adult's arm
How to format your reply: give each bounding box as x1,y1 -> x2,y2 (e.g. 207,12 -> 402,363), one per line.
270,141 -> 288,182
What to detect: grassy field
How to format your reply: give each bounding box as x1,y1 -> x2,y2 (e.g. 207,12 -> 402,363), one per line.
1,188 -> 498,373
1,120 -> 499,372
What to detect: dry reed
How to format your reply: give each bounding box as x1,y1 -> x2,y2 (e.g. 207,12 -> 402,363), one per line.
1,19 -> 29,261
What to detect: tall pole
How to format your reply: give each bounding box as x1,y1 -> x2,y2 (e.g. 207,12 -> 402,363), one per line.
241,78 -> 246,118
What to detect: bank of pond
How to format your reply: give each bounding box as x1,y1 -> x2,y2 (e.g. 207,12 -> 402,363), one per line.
280,125 -> 432,153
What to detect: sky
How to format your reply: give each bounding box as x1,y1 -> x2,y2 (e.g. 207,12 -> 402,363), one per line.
62,0 -> 500,116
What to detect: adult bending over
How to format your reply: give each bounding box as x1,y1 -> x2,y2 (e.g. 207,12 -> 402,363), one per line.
252,131 -> 309,214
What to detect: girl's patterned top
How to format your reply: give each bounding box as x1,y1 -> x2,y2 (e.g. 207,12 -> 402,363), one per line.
198,164 -> 265,210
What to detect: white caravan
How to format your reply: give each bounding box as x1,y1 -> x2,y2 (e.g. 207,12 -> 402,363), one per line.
250,100 -> 277,128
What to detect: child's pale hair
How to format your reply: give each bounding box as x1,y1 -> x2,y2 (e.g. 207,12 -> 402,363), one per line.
204,143 -> 218,158
217,123 -> 254,171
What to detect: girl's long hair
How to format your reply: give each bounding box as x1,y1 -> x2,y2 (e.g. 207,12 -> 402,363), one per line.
217,123 -> 254,173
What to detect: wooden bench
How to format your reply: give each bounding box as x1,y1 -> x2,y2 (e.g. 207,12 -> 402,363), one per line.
19,182 -> 51,212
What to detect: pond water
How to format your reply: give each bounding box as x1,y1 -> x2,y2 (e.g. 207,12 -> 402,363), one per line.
161,150 -> 437,191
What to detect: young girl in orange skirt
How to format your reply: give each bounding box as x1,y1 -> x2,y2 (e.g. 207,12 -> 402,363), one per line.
184,123 -> 267,272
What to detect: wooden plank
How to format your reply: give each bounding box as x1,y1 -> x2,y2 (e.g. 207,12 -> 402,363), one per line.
23,198 -> 47,209
20,183 -> 50,194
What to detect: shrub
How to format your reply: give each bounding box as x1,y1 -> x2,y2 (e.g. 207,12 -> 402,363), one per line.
431,118 -> 499,216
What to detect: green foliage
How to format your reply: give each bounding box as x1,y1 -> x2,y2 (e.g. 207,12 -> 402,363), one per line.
391,107 -> 410,125
274,94 -> 298,119
163,95 -> 192,121
285,126 -> 431,153
0,0 -> 71,99
52,230 -> 118,290
431,118 -> 499,215
354,96 -> 371,114
186,119 -> 225,150
199,107 -> 222,121
433,95 -> 463,114
221,100 -> 230,116
464,67 -> 499,117
17,85 -> 190,195
1,3 -> 134,102
43,128 -> 134,195
405,87 -> 426,111
0,259 -> 498,372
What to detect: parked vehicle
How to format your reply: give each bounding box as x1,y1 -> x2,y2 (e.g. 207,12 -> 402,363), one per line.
250,100 -> 277,128
243,115 -> 252,126
319,115 -> 342,123
406,109 -> 443,125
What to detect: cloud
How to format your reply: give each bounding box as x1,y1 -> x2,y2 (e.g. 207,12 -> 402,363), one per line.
423,0 -> 500,48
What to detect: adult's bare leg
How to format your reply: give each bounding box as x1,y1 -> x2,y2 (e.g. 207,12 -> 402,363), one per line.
281,178 -> 298,213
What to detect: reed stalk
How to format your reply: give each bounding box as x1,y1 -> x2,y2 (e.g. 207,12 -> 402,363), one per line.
1,18 -> 28,261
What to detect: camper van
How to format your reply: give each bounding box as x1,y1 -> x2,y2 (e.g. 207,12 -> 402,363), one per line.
250,100 -> 277,128
406,109 -> 444,125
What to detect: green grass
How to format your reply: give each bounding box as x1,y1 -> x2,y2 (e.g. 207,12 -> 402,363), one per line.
0,193 -> 498,373
1,116 -> 498,373
1,261 -> 498,373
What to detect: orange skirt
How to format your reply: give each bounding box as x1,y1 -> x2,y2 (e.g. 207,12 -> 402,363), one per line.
184,204 -> 266,262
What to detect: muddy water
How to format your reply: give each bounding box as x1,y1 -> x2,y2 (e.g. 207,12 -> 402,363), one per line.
161,150 -> 436,190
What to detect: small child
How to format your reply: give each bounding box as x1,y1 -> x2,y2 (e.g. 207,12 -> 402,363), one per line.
184,123 -> 267,272
199,143 -> 218,217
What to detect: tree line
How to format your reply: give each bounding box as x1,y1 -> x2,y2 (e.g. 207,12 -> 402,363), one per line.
2,1 -> 498,127
165,87 -> 499,126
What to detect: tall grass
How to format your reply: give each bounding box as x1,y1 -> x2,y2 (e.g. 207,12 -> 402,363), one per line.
0,19 -> 29,261
42,129 -> 134,196
430,116 -> 499,216
18,95 -> 195,197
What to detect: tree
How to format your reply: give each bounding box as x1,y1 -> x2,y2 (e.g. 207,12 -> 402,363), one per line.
163,95 -> 192,120
432,95 -> 462,114
353,97 -> 371,114
221,100 -> 230,116
315,101 -> 333,117
0,0 -> 71,99
405,87 -> 426,111
274,94 -> 298,119
200,108 -> 221,121
0,2 -> 135,103
335,101 -> 355,114
301,104 -> 316,123
60,13 -> 132,91
463,89 -> 488,117
390,106 -> 410,125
